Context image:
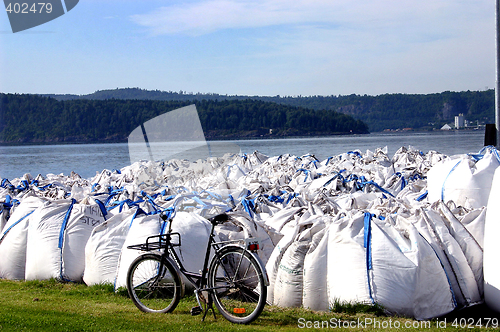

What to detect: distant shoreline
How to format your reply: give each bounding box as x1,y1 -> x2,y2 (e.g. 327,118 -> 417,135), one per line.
1,128 -> 487,147
0,131 -> 369,146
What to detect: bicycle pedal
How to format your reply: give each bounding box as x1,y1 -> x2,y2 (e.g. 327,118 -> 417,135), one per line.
190,306 -> 203,316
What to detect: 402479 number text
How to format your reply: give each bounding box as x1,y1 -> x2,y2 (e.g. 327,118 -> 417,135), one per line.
5,2 -> 53,14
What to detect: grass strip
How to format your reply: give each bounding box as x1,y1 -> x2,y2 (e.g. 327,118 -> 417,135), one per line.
0,279 -> 499,331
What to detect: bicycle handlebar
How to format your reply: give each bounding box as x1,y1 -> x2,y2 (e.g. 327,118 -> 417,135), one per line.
209,213 -> 229,225
160,210 -> 229,226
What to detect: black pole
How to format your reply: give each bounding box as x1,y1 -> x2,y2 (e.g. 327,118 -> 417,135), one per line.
496,0 -> 500,146
141,123 -> 154,161
485,123 -> 497,146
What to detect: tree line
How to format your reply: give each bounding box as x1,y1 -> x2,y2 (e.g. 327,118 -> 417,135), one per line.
44,88 -> 495,132
0,94 -> 369,144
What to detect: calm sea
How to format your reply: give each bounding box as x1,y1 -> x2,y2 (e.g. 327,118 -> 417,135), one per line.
0,130 -> 487,180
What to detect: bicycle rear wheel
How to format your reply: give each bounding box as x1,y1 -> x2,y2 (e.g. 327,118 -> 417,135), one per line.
208,246 -> 267,324
126,253 -> 181,313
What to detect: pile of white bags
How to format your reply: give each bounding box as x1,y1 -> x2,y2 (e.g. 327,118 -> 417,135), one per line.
0,146 -> 497,320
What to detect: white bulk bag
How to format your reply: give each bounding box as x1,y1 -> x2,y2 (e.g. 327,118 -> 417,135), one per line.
0,196 -> 46,279
63,201 -> 106,281
325,210 -> 456,320
25,200 -> 75,281
83,206 -> 137,286
370,216 -> 455,320
25,199 -> 105,282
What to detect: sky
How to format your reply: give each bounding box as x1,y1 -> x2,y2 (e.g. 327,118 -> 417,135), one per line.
0,0 -> 496,97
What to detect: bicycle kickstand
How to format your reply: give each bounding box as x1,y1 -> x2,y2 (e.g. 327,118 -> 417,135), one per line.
192,290 -> 216,321
201,295 -> 216,322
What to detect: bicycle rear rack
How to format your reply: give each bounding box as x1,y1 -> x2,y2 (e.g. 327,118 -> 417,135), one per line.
127,233 -> 181,251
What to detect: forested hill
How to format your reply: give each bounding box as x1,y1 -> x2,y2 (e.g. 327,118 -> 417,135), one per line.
0,94 -> 368,144
44,88 -> 495,132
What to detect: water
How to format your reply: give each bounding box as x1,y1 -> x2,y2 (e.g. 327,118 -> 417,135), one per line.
0,130 -> 487,180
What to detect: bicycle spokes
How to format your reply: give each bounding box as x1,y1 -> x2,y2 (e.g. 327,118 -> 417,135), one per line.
209,247 -> 266,323
127,254 -> 181,313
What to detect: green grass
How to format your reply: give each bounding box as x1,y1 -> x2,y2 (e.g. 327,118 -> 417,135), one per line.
0,279 -> 499,331
330,299 -> 385,316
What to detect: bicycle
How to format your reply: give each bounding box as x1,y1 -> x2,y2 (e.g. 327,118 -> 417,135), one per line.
126,211 -> 269,324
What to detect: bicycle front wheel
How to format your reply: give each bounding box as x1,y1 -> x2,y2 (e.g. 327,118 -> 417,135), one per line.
208,246 -> 267,324
126,253 -> 181,313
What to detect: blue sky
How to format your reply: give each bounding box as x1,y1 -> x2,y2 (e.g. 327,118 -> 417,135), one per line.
0,0 -> 495,96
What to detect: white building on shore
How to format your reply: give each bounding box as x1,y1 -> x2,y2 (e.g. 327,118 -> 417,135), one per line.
455,114 -> 465,129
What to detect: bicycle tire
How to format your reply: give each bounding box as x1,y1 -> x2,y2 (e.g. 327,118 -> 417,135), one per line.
208,246 -> 267,324
126,253 -> 181,313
